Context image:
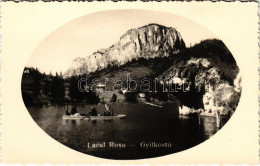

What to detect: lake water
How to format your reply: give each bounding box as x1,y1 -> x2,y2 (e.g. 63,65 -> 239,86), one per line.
28,103 -> 227,159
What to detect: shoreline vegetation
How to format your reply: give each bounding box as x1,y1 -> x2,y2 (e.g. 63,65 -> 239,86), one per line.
21,67 -> 236,120
22,24 -> 241,121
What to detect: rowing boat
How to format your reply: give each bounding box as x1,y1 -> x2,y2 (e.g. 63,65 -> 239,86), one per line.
144,102 -> 163,108
62,114 -> 127,120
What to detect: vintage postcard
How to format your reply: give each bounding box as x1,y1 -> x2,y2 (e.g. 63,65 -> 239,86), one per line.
1,1 -> 259,164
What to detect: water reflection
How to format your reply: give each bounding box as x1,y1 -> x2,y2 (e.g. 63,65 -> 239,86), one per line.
104,119 -> 114,124
91,120 -> 97,125
71,120 -> 81,126
27,104 -> 228,159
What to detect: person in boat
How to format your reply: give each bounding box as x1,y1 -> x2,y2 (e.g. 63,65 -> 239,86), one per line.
65,110 -> 71,116
89,106 -> 97,116
71,105 -> 78,115
104,104 -> 113,116
64,103 -> 71,115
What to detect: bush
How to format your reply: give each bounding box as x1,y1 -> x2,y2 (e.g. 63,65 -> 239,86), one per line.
86,90 -> 100,104
125,92 -> 138,103
213,83 -> 241,112
110,93 -> 117,102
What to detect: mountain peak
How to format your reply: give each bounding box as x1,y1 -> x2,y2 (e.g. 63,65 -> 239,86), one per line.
139,23 -> 168,29
65,24 -> 186,77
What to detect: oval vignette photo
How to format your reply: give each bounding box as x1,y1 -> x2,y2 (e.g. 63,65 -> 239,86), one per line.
21,10 -> 242,160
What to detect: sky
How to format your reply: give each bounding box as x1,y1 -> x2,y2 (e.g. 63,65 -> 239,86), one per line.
27,10 -> 216,74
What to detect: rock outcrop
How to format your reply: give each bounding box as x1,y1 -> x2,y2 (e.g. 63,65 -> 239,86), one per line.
157,39 -> 241,117
65,24 -> 186,77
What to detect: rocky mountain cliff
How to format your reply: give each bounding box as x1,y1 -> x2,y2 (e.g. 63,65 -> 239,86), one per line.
63,24 -> 241,117
83,39 -> 241,117
65,24 -> 186,77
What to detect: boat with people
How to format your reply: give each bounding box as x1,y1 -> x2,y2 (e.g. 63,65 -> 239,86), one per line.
62,114 -> 127,120
144,102 -> 163,108
63,103 -> 126,120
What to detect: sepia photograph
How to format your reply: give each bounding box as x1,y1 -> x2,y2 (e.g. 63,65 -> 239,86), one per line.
1,1 -> 259,164
20,9 -> 243,160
